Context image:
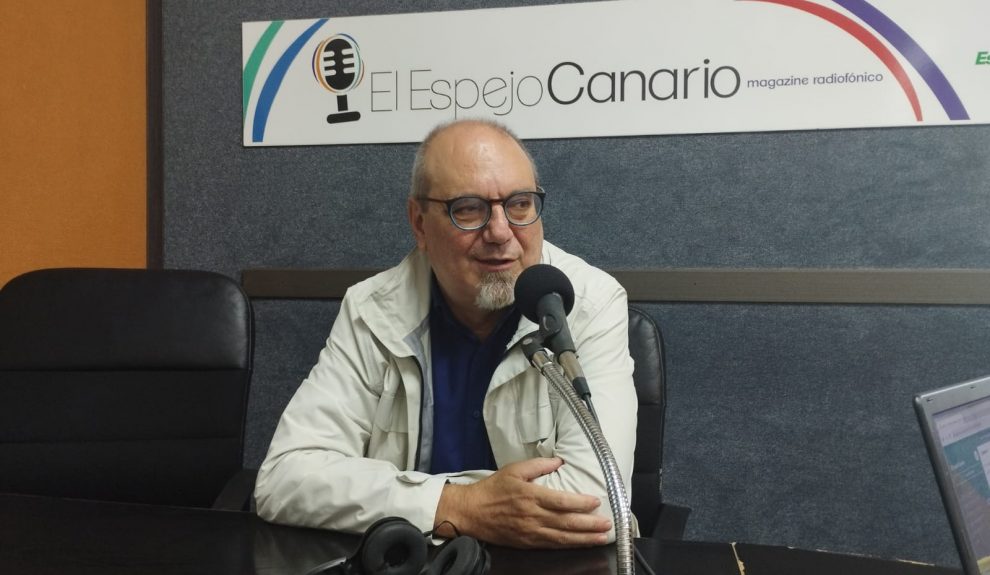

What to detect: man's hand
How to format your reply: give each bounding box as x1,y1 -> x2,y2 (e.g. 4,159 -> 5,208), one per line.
433,457 -> 612,548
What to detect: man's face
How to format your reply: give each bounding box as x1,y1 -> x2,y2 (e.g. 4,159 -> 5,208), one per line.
408,124 -> 543,319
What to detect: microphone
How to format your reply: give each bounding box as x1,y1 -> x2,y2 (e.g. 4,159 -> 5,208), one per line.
514,265 -> 595,415
515,264 -> 575,353
313,34 -> 363,124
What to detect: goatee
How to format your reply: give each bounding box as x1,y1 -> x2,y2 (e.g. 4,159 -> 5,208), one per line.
475,271 -> 516,310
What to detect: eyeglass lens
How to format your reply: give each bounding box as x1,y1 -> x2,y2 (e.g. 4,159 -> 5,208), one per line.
450,192 -> 542,229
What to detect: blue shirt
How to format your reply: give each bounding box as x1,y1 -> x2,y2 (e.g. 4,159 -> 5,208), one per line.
428,277 -> 521,474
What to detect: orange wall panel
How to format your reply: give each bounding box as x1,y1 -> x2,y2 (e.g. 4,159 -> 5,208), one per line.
0,1 -> 147,287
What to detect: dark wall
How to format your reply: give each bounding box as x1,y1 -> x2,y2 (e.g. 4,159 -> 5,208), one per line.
163,0 -> 990,567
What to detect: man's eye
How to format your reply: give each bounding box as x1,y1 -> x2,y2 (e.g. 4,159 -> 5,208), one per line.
453,203 -> 483,216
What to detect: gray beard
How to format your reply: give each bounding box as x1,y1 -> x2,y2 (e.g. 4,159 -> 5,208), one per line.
475,271 -> 516,311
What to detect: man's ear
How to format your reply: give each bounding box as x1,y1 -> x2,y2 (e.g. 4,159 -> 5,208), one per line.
408,197 -> 428,251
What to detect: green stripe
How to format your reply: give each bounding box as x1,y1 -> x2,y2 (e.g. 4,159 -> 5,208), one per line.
243,21 -> 285,123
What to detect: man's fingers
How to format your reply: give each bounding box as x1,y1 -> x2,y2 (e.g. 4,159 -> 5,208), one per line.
500,458 -> 604,513
501,456 -> 564,481
532,526 -> 611,549
533,484 -> 602,514
546,510 -> 612,534
518,513 -> 612,549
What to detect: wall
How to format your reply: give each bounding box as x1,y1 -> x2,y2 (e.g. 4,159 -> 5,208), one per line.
162,0 -> 990,567
0,1 -> 147,286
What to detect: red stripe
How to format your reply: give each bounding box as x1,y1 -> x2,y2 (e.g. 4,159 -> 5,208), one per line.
745,0 -> 922,121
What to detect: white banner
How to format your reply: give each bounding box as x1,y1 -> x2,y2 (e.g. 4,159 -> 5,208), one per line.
242,0 -> 990,146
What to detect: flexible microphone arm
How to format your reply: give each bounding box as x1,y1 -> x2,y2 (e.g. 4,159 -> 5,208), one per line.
522,334 -> 634,575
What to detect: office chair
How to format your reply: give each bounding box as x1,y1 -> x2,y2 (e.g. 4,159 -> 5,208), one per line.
628,306 -> 691,539
0,268 -> 255,510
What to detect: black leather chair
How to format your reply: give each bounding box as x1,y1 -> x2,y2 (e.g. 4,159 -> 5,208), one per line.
0,268 -> 255,509
628,306 -> 691,539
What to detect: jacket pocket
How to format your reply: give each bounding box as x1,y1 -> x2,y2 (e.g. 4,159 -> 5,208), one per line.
516,401 -> 556,458
373,362 -> 409,432
369,387 -> 408,465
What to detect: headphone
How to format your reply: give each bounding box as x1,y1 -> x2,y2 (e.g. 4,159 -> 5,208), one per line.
303,517 -> 490,575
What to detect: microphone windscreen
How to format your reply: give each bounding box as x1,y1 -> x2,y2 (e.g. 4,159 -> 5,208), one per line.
514,264 -> 575,323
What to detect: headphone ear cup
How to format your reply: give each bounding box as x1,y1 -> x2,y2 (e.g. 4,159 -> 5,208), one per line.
425,536 -> 491,575
357,518 -> 429,575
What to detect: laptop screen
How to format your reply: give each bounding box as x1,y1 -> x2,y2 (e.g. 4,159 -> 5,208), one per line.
917,377 -> 990,575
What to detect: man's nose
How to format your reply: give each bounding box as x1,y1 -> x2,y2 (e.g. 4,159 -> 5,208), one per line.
482,205 -> 513,243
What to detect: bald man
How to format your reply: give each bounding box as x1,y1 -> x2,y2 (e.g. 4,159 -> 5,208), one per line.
255,120 -> 637,549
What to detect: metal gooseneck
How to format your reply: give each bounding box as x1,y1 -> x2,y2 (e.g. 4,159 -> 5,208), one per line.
522,336 -> 634,575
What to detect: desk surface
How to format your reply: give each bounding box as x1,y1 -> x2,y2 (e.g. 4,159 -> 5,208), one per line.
0,493 -> 960,575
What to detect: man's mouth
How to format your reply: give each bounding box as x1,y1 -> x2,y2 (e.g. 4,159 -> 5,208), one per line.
476,257 -> 515,271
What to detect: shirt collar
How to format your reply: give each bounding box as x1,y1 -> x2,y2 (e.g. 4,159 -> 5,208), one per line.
429,274 -> 520,344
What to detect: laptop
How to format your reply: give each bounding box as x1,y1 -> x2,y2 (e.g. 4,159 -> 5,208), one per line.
916,375 -> 990,575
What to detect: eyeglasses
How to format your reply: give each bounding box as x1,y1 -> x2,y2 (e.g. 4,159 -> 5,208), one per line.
424,188 -> 546,231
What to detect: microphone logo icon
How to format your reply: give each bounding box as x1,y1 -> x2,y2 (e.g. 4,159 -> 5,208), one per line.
312,33 -> 364,124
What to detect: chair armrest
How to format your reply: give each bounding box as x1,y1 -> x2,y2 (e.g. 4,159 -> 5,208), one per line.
649,503 -> 692,540
212,468 -> 258,511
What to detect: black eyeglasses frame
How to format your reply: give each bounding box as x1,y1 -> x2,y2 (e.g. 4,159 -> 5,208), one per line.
423,187 -> 546,231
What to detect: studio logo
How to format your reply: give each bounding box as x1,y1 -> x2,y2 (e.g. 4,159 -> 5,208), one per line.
313,33 -> 364,124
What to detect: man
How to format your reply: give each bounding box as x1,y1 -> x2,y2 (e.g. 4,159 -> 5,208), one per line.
254,120 -> 637,549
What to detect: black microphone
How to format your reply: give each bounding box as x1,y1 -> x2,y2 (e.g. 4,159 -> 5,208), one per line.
514,265 -> 596,417
515,264 -> 575,354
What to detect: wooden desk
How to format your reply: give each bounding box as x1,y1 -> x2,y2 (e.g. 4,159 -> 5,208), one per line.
0,494 -> 960,575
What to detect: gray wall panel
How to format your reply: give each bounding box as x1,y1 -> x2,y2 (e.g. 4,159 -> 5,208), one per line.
650,303 -> 990,566
246,299 -> 341,467
534,128 -> 990,269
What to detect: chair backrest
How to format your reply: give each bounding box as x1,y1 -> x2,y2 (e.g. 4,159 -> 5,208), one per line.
628,306 -> 667,535
0,268 -> 253,507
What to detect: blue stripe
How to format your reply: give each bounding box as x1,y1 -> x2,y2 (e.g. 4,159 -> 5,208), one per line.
252,19 -> 328,143
832,0 -> 969,120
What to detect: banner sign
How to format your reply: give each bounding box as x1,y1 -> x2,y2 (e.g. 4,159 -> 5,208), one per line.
242,0 -> 990,146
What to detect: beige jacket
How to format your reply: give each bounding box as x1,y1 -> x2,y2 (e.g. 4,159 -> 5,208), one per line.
254,241 -> 637,538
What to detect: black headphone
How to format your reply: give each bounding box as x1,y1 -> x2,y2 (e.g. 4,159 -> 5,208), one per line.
303,517 -> 490,575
